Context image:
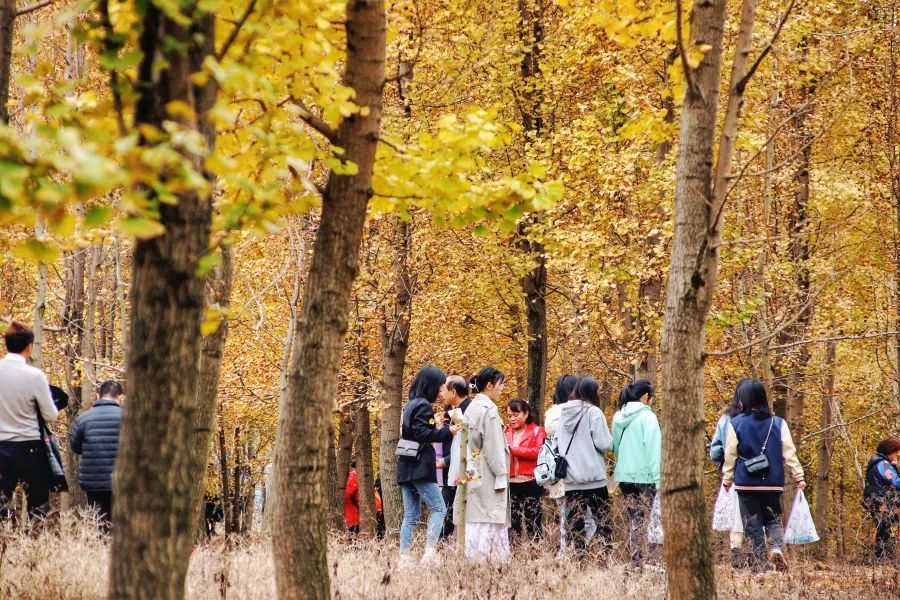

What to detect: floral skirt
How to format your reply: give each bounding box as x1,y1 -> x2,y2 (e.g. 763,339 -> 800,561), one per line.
464,522 -> 510,562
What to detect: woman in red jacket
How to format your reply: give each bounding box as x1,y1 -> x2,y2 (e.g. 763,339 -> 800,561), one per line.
505,400 -> 547,542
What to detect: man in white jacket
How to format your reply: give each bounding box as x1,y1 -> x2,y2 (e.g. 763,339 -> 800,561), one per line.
0,322 -> 59,519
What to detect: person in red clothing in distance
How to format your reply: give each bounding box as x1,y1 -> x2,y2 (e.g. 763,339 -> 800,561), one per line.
504,400 -> 547,543
345,462 -> 360,535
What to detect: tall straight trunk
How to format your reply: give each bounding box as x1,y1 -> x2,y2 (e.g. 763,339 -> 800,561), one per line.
31,221 -> 48,368
81,244 -> 101,406
219,423 -> 231,535
887,4 -> 900,416
190,245 -> 234,539
62,247 -> 86,509
660,0 -> 759,596
231,427 -> 242,535
0,0 -> 15,124
271,0 -> 385,596
517,0 -> 547,423
354,401 -> 376,537
814,338 -> 835,559
109,6 -> 217,598
378,218 -> 411,536
337,405 -> 355,497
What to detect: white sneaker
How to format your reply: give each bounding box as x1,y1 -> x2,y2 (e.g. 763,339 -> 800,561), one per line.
770,549 -> 788,572
420,547 -> 439,565
398,553 -> 416,569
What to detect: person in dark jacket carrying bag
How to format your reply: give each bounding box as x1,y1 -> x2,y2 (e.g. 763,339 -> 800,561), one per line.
397,365 -> 458,567
862,438 -> 900,562
71,380 -> 124,530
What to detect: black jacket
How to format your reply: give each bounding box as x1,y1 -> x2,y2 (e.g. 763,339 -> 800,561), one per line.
864,452 -> 899,510
70,400 -> 122,492
396,398 -> 452,485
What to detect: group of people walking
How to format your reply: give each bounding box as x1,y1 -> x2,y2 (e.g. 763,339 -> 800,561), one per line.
396,363 -> 899,572
395,364 -> 664,567
0,322 -> 122,527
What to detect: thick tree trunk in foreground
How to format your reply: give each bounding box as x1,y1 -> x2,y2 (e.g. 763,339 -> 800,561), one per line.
378,218 -> 411,537
271,0 -> 385,596
0,0 -> 15,124
109,7 -> 216,599
659,0 -> 731,597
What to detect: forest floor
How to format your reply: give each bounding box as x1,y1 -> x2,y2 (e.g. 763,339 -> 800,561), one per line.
1,513 -> 896,599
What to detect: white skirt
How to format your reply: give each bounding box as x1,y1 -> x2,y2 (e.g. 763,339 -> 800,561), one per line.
464,522 -> 510,562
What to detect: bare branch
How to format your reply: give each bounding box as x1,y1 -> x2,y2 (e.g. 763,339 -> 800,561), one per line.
771,331 -> 900,351
799,407 -> 885,445
675,0 -> 698,99
289,97 -> 336,141
15,0 -> 53,17
737,0 -> 797,92
216,0 -> 258,62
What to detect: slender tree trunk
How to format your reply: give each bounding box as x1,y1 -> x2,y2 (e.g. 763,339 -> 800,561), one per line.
886,4 -> 900,416
81,244 -> 101,406
31,220 -> 48,368
219,423 -> 231,535
271,0 -> 385,596
354,401 -> 376,537
337,405 -> 355,495
62,247 -> 86,509
660,0 -> 738,597
517,0 -> 547,423
109,6 -> 217,598
0,0 -> 15,124
190,245 -> 234,540
378,218 -> 411,537
231,427 -> 242,535
814,339 -> 835,559
326,425 -> 343,530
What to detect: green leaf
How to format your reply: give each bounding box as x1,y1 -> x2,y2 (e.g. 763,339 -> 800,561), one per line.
119,216 -> 166,240
84,206 -> 113,228
195,251 -> 223,276
12,240 -> 59,263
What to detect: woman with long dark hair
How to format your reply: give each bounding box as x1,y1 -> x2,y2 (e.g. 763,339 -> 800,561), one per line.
722,379 -> 805,574
555,375 -> 613,558
397,365 -> 457,566
456,366 -> 510,561
504,399 -> 546,542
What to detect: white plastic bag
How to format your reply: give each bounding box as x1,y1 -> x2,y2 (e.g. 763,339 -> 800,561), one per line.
783,490 -> 819,544
647,492 -> 663,544
712,484 -> 741,532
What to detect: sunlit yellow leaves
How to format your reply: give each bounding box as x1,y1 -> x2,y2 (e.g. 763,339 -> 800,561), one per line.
12,239 -> 59,263
118,216 -> 166,240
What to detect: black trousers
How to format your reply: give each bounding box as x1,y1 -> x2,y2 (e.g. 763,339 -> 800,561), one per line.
440,485 -> 456,538
619,482 -> 656,563
564,486 -> 612,555
510,480 -> 544,542
737,491 -> 784,564
870,510 -> 898,562
0,440 -> 51,519
86,491 -> 113,531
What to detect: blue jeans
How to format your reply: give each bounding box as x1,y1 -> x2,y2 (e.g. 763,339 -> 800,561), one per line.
400,481 -> 446,552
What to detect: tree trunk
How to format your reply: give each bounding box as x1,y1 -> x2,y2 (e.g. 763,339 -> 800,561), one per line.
354,402 -> 376,537
0,0 -> 15,125
108,6 -> 217,598
814,339 -> 835,559
378,218 -> 411,537
517,0 -> 547,424
62,247 -> 86,509
31,221 -> 48,368
659,0 -> 739,597
271,0 -> 385,596
190,245 -> 234,540
337,405 -> 355,495
219,423 -> 231,535
231,427 -> 242,535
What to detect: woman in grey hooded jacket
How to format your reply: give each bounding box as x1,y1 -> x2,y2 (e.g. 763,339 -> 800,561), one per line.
554,376 -> 612,556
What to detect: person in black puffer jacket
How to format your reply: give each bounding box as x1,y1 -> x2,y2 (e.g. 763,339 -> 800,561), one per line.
71,380 -> 123,530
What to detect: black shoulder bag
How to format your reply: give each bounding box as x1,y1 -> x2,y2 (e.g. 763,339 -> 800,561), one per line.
554,408 -> 587,480
395,399 -> 424,459
37,411 -> 68,493
740,417 -> 774,478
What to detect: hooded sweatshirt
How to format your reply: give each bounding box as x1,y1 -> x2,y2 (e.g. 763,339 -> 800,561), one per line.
611,401 -> 661,485
554,400 -> 613,491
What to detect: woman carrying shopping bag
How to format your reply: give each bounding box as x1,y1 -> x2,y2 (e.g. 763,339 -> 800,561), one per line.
710,393 -> 747,569
722,379 -> 805,574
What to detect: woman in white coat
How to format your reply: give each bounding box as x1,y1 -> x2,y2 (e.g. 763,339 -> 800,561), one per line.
455,366 -> 510,561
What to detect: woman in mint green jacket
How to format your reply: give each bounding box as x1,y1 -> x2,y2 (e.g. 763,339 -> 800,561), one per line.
611,379 -> 661,566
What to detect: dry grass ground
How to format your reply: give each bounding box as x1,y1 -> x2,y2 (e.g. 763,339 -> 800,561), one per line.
0,513 -> 895,599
